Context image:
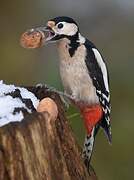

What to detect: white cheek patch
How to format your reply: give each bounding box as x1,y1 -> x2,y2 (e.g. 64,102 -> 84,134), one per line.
55,22 -> 78,36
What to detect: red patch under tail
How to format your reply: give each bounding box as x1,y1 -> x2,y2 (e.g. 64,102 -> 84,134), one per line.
80,105 -> 103,135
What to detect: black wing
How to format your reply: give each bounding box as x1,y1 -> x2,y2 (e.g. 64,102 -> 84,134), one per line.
84,39 -> 112,143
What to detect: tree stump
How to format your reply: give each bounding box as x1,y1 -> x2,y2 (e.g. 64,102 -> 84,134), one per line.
0,86 -> 97,180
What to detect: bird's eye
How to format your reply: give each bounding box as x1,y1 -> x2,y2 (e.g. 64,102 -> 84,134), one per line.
57,23 -> 64,29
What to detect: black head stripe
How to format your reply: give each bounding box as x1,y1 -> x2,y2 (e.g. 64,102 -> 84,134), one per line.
68,32 -> 79,57
50,16 -> 78,26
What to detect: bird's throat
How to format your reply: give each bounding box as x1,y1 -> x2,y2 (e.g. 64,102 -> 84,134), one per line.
57,33 -> 80,57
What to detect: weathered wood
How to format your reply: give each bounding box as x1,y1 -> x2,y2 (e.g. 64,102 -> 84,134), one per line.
0,86 -> 97,180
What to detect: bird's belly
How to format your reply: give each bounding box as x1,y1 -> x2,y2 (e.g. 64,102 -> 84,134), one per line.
60,62 -> 99,106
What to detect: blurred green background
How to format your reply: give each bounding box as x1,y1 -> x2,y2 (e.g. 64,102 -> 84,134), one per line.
0,0 -> 134,179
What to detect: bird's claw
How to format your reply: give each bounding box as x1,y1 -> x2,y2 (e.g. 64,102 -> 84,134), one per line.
48,89 -> 71,110
36,84 -> 71,110
36,83 -> 44,88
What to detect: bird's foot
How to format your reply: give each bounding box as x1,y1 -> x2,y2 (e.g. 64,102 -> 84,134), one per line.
36,83 -> 44,88
36,83 -> 54,90
36,84 -> 72,110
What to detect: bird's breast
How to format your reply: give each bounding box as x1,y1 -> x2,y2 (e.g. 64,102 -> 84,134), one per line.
57,42 -> 99,106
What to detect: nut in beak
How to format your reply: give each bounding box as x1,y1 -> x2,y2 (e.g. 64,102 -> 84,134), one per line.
20,26 -> 56,49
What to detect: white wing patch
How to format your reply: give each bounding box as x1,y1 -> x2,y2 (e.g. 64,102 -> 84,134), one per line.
92,48 -> 109,92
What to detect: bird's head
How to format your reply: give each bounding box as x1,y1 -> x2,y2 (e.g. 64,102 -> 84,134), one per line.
21,16 -> 85,56
38,16 -> 79,43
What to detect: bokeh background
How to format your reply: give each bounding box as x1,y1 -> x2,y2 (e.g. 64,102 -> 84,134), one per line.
0,0 -> 134,179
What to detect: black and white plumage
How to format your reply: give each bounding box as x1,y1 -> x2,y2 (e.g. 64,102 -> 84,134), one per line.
82,39 -> 111,165
36,16 -> 111,169
84,39 -> 111,142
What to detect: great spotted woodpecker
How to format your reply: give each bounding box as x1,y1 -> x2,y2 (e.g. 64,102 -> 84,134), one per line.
36,16 -> 111,168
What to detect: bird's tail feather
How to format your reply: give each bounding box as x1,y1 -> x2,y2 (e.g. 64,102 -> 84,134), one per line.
82,125 -> 100,171
100,117 -> 112,144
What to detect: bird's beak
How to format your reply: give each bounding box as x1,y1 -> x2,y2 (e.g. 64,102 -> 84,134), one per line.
34,25 -> 56,44
20,21 -> 57,49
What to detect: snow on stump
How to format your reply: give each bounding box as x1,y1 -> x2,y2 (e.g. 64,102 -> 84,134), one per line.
0,82 -> 97,180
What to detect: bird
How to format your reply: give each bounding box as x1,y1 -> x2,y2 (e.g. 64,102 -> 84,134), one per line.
35,16 -> 112,169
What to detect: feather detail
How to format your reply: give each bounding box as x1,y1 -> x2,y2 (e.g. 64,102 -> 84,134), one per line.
80,105 -> 103,135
